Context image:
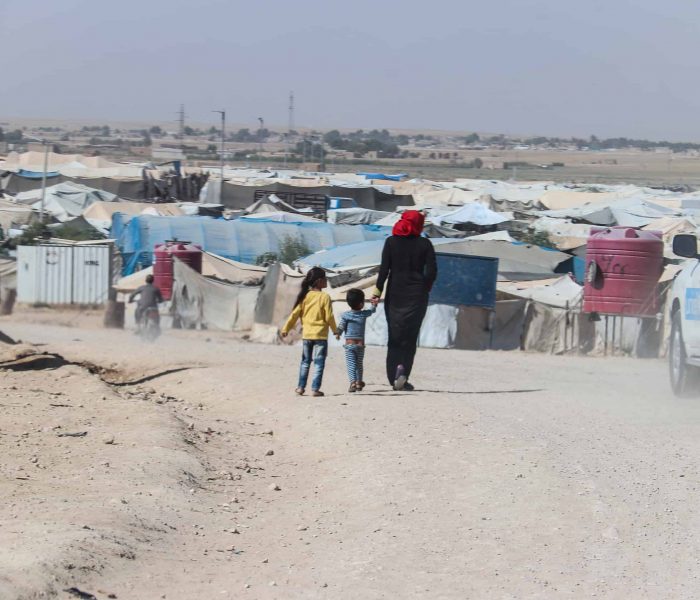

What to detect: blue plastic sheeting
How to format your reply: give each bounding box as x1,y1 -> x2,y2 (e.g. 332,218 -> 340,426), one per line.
17,169 -> 61,179
555,255 -> 585,284
113,214 -> 391,274
431,253 -> 498,308
298,238 -> 463,270
356,172 -> 408,181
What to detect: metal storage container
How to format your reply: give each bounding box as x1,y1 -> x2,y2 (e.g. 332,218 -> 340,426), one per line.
583,227 -> 663,316
153,240 -> 202,300
431,253 -> 498,308
17,244 -> 111,305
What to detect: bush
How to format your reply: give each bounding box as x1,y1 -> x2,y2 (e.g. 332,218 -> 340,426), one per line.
519,230 -> 555,248
255,234 -> 312,266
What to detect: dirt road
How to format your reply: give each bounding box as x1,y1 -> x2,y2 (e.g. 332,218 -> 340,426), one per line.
2,318 -> 700,599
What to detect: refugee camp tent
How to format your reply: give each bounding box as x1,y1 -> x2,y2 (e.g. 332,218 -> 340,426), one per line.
113,214 -> 390,274
251,262 -> 305,343
412,188 -> 482,207
327,207 -> 391,225
215,180 -> 409,212
435,203 -> 513,226
543,197 -> 680,227
239,212 -> 319,223
14,182 -> 118,223
83,201 -> 184,233
244,194 -> 303,215
114,251 -> 266,295
296,238 -> 463,271
642,216 -> 697,256
422,239 -> 572,281
0,198 -> 34,232
538,190 -> 622,210
531,217 -> 592,250
171,259 -> 260,331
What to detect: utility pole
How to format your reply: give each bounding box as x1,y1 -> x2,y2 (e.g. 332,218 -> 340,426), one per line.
257,117 -> 264,155
177,104 -> 186,140
284,91 -> 294,169
213,110 -> 226,204
39,140 -> 49,223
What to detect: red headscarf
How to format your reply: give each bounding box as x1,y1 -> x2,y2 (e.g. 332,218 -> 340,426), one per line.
392,210 -> 425,237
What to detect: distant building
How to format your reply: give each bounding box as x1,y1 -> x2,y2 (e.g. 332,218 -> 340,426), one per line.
152,147 -> 185,161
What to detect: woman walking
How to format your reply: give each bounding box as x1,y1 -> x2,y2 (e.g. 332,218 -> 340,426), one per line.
372,210 -> 437,390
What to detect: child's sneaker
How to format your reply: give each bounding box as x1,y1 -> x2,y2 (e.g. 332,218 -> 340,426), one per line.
393,365 -> 407,391
348,383 -> 357,393
357,381 -> 366,391
295,387 -> 305,395
312,390 -> 325,397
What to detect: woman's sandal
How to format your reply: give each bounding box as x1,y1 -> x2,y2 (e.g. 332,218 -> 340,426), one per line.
295,387 -> 305,395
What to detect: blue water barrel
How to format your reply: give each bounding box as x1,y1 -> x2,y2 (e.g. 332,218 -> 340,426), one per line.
430,253 -> 499,308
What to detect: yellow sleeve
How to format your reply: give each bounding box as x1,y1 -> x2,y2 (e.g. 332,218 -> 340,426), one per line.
282,302 -> 302,334
324,294 -> 338,334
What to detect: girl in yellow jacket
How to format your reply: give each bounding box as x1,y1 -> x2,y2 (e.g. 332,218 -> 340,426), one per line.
281,267 -> 338,397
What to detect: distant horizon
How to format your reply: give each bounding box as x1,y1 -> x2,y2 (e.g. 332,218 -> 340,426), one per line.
3,114 -> 700,146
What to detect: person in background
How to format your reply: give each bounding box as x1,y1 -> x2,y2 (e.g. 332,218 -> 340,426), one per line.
336,288 -> 377,393
129,274 -> 164,328
372,210 -> 437,391
281,266 -> 337,397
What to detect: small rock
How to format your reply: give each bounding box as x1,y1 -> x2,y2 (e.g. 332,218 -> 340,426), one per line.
262,558 -> 269,563
189,488 -> 196,494
266,449 -> 275,456
262,430 -> 273,436
269,483 -> 281,492
227,545 -> 235,552
103,434 -> 115,445
269,581 -> 277,587
244,584 -> 250,589
29,456 -> 38,464
297,525 -> 308,531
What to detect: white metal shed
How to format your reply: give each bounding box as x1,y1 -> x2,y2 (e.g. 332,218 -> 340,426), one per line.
17,244 -> 111,305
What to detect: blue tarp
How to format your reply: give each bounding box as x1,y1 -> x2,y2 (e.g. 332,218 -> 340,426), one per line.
431,253 -> 498,308
113,214 -> 391,274
17,169 -> 61,179
356,172 -> 408,181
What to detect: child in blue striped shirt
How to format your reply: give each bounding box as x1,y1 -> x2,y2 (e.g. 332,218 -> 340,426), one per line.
335,288 -> 377,393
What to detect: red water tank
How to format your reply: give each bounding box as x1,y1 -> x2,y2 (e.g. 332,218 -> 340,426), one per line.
583,227 -> 663,316
153,240 -> 203,300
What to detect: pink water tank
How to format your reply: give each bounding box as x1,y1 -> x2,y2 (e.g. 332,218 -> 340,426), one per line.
153,240 -> 202,301
583,227 -> 663,316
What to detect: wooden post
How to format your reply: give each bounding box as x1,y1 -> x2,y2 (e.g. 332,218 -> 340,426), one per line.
103,300 -> 125,329
0,289 -> 16,315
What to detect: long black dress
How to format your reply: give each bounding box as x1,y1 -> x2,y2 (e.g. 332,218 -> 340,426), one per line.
376,235 -> 437,385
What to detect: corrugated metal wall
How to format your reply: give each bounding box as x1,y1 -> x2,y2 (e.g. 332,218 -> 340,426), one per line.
17,245 -> 110,305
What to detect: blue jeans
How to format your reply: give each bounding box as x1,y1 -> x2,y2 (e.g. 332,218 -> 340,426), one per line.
298,339 -> 328,391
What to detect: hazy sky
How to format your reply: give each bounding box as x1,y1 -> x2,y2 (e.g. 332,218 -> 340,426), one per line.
2,0 -> 700,140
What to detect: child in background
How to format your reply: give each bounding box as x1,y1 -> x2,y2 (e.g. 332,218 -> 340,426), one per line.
281,267 -> 337,397
336,288 -> 377,393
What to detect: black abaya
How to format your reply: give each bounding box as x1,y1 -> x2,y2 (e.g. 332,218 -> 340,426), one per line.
375,235 -> 437,385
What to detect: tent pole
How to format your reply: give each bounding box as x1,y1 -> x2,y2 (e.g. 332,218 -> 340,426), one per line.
40,140 -> 49,223
604,315 -> 609,356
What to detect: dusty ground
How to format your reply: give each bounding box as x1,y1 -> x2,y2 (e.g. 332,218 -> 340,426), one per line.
2,313 -> 700,599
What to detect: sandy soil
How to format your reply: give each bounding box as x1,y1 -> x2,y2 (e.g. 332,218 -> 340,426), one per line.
2,314 -> 700,599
